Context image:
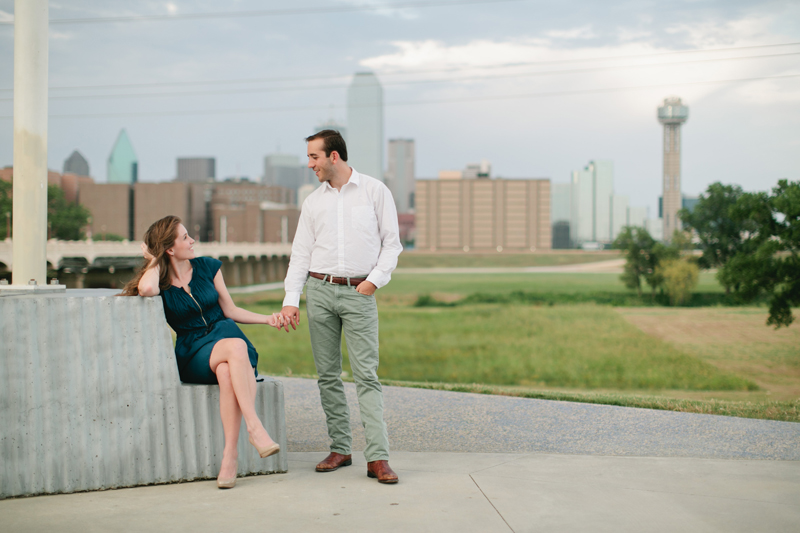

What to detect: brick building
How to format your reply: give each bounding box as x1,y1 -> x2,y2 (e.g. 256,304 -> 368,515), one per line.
415,178 -> 551,252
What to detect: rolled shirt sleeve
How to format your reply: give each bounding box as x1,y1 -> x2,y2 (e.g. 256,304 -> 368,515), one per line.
366,183 -> 403,289
282,203 -> 315,308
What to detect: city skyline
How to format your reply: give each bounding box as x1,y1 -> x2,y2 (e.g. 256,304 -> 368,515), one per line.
0,0 -> 797,218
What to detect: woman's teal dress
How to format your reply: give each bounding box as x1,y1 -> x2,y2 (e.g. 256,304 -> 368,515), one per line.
160,257 -> 259,384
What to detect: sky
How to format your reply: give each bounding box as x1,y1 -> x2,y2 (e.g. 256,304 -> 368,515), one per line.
0,0 -> 798,216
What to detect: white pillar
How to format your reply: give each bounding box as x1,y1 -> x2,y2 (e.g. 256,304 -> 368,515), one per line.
12,0 -> 49,285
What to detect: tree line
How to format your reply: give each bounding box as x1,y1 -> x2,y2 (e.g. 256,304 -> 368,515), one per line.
614,179 -> 799,328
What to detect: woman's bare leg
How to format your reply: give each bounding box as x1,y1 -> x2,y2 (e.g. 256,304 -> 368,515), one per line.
210,338 -> 275,449
215,362 -> 240,479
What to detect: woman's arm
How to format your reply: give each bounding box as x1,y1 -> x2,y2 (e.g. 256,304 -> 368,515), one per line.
137,243 -> 161,297
214,271 -> 283,328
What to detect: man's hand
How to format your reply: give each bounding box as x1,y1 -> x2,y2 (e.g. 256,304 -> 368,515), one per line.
280,305 -> 300,332
356,280 -> 377,296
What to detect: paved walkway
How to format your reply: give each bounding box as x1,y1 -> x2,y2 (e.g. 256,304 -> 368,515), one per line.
3,378 -> 798,532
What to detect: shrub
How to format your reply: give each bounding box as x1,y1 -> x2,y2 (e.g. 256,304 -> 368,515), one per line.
658,259 -> 699,306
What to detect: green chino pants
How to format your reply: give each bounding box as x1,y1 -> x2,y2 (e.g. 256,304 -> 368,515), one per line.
305,276 -> 389,462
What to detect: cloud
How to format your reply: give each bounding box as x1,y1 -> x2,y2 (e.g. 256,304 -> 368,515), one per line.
0,10 -> 13,23
665,15 -> 775,48
545,25 -> 596,40
49,30 -> 74,40
337,0 -> 419,20
359,31 -> 800,112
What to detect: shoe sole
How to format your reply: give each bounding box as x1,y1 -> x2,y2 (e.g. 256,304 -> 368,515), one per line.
316,459 -> 352,472
367,471 -> 399,484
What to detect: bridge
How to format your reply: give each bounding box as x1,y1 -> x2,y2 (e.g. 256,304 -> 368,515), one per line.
0,240 -> 293,288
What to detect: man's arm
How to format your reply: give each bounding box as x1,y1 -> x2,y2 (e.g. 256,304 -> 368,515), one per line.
280,202 -> 315,330
359,183 -> 402,294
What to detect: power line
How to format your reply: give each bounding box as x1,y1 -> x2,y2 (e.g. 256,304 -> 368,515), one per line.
1,73 -> 795,120
0,0 -> 527,26
1,51 -> 796,103
1,41 -> 798,94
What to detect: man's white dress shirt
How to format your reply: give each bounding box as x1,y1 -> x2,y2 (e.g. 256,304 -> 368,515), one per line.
282,168 -> 403,308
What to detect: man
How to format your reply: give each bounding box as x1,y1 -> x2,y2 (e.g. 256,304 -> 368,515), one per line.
280,130 -> 403,484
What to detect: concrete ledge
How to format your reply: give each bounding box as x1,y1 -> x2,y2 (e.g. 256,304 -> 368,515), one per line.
0,289 -> 287,499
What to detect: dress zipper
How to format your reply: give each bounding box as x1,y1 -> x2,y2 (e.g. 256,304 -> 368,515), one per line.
186,289 -> 209,333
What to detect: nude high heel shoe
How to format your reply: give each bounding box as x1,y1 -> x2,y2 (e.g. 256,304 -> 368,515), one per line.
249,434 -> 280,458
217,461 -> 237,489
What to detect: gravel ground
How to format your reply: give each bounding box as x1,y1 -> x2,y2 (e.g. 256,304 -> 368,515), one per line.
280,376 -> 800,460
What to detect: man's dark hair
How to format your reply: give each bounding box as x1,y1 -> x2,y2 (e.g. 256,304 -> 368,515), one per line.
305,130 -> 348,162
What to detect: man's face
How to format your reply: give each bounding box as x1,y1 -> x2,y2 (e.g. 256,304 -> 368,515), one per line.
307,139 -> 334,183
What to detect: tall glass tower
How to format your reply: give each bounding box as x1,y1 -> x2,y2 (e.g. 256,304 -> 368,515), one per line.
346,72 -> 383,181
107,129 -> 138,184
385,139 -> 415,213
657,97 -> 689,241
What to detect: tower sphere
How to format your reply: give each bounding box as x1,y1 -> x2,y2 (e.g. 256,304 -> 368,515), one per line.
658,96 -> 689,125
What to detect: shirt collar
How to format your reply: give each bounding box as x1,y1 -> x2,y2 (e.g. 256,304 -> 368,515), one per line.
323,167 -> 360,193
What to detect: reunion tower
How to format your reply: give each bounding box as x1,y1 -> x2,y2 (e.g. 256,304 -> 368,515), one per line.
657,96 -> 689,241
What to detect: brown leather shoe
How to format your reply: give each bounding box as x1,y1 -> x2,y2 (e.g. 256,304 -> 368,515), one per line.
367,460 -> 399,484
315,452 -> 352,472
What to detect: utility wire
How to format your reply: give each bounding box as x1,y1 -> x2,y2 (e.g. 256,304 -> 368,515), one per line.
1,73 -> 795,119
1,51 -> 795,102
1,42 -> 798,94
0,0 -> 527,25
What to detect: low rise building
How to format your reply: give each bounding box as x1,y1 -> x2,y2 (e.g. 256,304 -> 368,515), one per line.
415,178 -> 551,252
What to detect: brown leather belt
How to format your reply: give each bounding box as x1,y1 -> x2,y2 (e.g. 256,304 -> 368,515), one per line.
309,272 -> 368,286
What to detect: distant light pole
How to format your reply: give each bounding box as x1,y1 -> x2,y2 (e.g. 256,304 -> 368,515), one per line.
12,0 -> 49,285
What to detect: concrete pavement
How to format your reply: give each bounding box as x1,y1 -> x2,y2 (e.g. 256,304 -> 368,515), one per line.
2,378 -> 798,532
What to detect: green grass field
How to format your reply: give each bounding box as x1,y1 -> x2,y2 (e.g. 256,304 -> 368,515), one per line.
237,271 -> 799,422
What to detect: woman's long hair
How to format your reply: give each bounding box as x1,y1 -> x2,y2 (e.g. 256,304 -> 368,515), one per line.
119,215 -> 182,296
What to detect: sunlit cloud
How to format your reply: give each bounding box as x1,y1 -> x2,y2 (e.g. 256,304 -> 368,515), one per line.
665,15 -> 775,47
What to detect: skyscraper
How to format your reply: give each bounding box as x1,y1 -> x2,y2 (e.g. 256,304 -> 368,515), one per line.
610,195 -> 629,240
314,118 -> 347,143
346,72 -> 383,181
551,182 -> 573,249
63,150 -> 89,176
658,96 -> 689,241
385,139 -> 415,213
107,129 -> 138,184
176,157 -> 215,182
263,153 -> 314,202
570,160 -> 614,245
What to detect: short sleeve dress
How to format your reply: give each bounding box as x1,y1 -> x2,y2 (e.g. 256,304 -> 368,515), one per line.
160,256 -> 259,384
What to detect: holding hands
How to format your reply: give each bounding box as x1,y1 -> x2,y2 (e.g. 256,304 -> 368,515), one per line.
267,312 -> 291,330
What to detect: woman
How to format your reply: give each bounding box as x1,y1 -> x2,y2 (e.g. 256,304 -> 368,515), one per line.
121,215 -> 284,489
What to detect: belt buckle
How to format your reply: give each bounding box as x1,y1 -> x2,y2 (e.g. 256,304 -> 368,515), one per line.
328,274 -> 335,285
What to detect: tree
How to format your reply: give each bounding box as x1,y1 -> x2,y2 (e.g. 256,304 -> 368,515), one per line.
0,180 -> 11,239
613,226 -> 659,297
657,259 -> 699,306
48,185 -> 91,241
1,178 -> 92,241
719,180 -> 800,328
679,182 -> 746,292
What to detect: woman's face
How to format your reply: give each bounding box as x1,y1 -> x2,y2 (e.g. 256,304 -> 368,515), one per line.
168,224 -> 196,260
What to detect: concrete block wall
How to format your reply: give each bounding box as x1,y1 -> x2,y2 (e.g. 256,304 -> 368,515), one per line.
0,290 -> 287,499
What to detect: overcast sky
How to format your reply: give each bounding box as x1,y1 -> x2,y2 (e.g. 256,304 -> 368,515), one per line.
0,0 -> 798,215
